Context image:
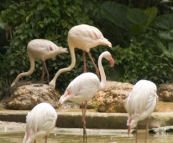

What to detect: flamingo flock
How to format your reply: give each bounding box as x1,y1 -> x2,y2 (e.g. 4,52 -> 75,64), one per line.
10,24 -> 158,143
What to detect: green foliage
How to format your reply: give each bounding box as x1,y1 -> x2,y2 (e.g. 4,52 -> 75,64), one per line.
113,29 -> 173,84
101,1 -> 131,31
156,13 -> 173,40
0,0 -> 93,90
86,1 -> 173,85
1,0 -> 173,91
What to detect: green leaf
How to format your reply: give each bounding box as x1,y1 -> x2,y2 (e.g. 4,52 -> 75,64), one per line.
26,12 -> 33,22
156,13 -> 173,30
37,3 -> 45,11
101,1 -> 131,30
158,30 -> 173,40
143,7 -> 158,27
127,8 -> 147,25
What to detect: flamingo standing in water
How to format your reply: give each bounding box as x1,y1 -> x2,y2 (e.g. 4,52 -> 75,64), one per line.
23,102 -> 58,143
59,51 -> 114,141
49,24 -> 112,89
11,39 -> 68,86
124,79 -> 158,143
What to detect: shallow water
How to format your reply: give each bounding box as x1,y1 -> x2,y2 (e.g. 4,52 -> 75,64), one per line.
1,101 -> 173,143
0,129 -> 173,143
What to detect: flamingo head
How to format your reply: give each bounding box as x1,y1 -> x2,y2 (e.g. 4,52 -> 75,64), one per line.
58,88 -> 71,107
109,57 -> 114,67
102,51 -> 115,67
127,114 -> 139,135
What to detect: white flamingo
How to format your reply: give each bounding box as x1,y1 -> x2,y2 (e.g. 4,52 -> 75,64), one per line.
59,51 -> 114,141
11,39 -> 68,86
23,102 -> 58,143
49,24 -> 112,89
124,79 -> 158,143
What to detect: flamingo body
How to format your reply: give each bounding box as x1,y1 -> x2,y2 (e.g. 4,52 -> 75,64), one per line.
27,39 -> 67,60
49,24 -> 112,89
23,102 -> 57,143
68,24 -> 112,51
124,79 -> 158,143
11,39 -> 68,86
59,51 -> 114,140
59,72 -> 100,104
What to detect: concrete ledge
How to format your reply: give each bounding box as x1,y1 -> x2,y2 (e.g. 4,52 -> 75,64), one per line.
0,111 -> 173,129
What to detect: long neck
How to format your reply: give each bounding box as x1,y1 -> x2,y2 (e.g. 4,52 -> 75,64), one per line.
49,44 -> 76,88
98,55 -> 106,89
11,53 -> 35,86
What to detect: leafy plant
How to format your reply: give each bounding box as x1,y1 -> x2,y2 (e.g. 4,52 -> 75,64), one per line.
0,0 -> 93,91
86,1 -> 173,85
112,28 -> 173,84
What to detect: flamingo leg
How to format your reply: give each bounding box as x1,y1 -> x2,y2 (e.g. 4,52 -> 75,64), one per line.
87,52 -> 99,76
136,124 -> 138,143
34,140 -> 36,143
41,62 -> 45,83
82,101 -> 87,141
83,51 -> 87,73
45,135 -> 48,143
42,61 -> 50,83
145,117 -> 149,143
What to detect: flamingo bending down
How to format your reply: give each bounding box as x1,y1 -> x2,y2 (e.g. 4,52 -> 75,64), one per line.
124,79 -> 158,143
23,102 -> 58,143
11,39 -> 68,87
59,51 -> 114,141
49,24 -> 112,89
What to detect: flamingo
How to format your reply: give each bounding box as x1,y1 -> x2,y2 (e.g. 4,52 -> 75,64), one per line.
124,79 -> 158,143
59,51 -> 114,141
23,102 -> 58,143
11,39 -> 68,87
49,24 -> 112,89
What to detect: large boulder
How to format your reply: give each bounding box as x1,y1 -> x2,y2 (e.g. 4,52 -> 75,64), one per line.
157,83 -> 173,102
88,81 -> 133,113
4,84 -> 60,110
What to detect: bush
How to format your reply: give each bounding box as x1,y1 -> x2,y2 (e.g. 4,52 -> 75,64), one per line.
0,0 -> 93,91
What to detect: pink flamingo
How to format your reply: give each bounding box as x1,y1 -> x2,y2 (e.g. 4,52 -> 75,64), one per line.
23,102 -> 57,143
59,51 -> 114,141
49,24 -> 112,89
124,79 -> 158,143
11,39 -> 68,86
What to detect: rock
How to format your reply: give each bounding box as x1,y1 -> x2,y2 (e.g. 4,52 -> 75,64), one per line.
4,84 -> 60,110
61,101 -> 80,109
89,81 -> 133,113
149,126 -> 173,134
157,83 -> 173,102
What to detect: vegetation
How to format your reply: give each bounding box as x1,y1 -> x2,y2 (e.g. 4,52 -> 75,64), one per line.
85,0 -> 173,84
0,0 -> 173,91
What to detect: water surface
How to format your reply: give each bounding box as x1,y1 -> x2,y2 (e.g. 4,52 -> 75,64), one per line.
0,129 -> 173,143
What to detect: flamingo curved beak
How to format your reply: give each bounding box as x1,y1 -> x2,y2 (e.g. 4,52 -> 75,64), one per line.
110,57 -> 115,67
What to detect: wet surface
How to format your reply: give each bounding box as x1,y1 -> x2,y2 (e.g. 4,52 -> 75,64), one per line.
0,101 -> 173,142
156,100 -> 173,112
0,128 -> 173,143
0,121 -> 173,143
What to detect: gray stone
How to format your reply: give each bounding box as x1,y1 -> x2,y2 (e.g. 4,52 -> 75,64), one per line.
4,84 -> 60,110
89,81 -> 133,113
0,111 -> 173,130
157,83 -> 173,102
149,126 -> 173,134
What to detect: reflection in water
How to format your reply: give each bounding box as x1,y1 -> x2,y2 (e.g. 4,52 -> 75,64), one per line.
0,130 -> 172,143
